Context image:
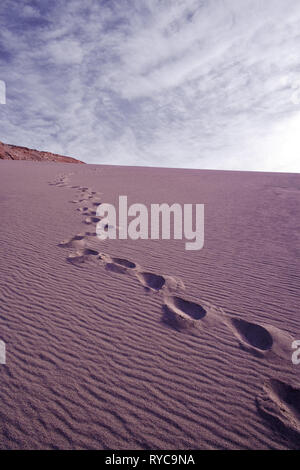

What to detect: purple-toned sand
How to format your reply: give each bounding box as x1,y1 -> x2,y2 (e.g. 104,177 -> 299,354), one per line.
0,159 -> 299,449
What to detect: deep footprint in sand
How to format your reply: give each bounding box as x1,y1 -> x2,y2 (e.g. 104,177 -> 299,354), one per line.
67,248 -> 99,266
85,209 -> 98,216
99,255 -> 137,274
58,234 -> 86,249
228,317 -> 293,359
231,318 -> 273,352
84,216 -> 101,225
105,263 -> 128,274
112,258 -> 136,269
85,231 -> 97,237
256,378 -> 300,443
137,272 -> 166,291
162,295 -> 207,331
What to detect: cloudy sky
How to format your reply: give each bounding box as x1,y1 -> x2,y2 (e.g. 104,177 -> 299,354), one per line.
0,0 -> 300,172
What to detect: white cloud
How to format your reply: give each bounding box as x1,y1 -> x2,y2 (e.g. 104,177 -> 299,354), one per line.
22,5 -> 41,18
0,0 -> 300,172
47,39 -> 84,65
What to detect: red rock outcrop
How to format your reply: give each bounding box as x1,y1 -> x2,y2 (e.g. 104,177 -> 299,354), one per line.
0,140 -> 85,163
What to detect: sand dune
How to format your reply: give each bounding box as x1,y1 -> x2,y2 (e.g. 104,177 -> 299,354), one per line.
0,160 -> 299,449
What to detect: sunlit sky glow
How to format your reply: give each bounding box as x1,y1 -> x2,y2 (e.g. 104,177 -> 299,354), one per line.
0,0 -> 300,172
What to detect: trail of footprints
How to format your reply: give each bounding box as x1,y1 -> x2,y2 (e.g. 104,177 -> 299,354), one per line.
49,173 -> 300,443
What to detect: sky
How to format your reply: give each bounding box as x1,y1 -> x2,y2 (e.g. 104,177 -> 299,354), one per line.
0,0 -> 300,172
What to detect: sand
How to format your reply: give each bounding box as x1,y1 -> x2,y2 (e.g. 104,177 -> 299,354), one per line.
0,160 -> 299,450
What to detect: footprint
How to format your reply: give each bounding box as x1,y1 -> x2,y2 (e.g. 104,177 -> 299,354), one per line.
84,216 -> 101,224
137,272 -> 166,291
84,248 -> 99,256
84,209 -> 97,216
67,252 -> 85,265
231,318 -> 273,352
98,254 -> 137,275
85,231 -> 97,237
228,318 -> 293,359
111,258 -> 136,269
273,187 -> 300,198
171,296 -> 206,319
49,174 -> 72,188
78,197 -> 91,203
162,295 -> 207,331
73,234 -> 86,241
58,234 -> 86,249
67,248 -> 99,266
256,379 -> 300,444
105,263 -> 128,274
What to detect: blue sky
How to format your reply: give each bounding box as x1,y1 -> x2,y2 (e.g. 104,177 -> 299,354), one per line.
0,0 -> 300,172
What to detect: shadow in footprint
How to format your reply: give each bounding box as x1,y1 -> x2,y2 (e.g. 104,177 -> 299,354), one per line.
67,253 -> 85,266
67,248 -> 99,266
162,296 -> 207,331
256,379 -> 300,445
84,216 -> 101,224
112,258 -> 136,269
73,234 -> 85,241
105,263 -> 127,274
139,272 -> 165,291
84,248 -> 99,256
231,318 -> 273,352
273,380 -> 300,415
172,296 -> 206,320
